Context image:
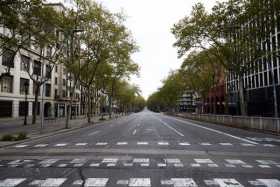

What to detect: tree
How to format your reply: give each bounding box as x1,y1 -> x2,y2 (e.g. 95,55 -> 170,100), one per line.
171,0 -> 280,116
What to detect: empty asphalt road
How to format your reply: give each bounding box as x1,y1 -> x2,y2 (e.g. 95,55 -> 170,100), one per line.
0,110 -> 280,187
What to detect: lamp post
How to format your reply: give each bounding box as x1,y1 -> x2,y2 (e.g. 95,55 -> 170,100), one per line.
23,81 -> 29,126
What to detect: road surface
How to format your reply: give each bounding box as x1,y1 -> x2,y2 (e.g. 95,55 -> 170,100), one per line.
0,110 -> 280,187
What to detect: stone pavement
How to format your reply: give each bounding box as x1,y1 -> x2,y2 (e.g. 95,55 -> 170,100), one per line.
0,114 -> 120,147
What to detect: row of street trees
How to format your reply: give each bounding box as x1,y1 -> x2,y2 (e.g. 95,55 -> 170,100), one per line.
0,0 -> 145,127
147,0 -> 280,116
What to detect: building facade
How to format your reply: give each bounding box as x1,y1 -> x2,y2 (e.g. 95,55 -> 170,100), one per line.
0,3 -> 83,119
177,91 -> 196,113
226,1 -> 280,117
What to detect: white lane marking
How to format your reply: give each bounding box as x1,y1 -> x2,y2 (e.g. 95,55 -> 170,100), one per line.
58,164 -> 67,167
172,178 -> 197,187
89,163 -> 100,167
117,180 -> 129,185
191,163 -> 201,167
85,178 -> 108,187
128,178 -> 151,187
179,142 -> 190,146
88,131 -> 100,136
39,178 -> 66,187
258,165 -> 271,168
70,159 -> 87,164
263,144 -> 276,147
204,180 -> 219,186
220,143 -> 233,146
174,163 -> 184,167
102,158 -> 118,163
194,159 -> 214,164
208,164 -> 219,168
34,144 -> 48,148
0,178 -> 26,187
14,145 -> 28,148
137,142 -> 148,145
257,179 -> 280,187
133,158 -> 149,163
158,142 -> 169,145
168,117 -> 258,144
40,159 -> 59,165
256,160 -> 278,165
140,163 -> 149,167
73,180 -> 83,185
225,159 -> 246,165
158,163 -> 167,167
165,158 -> 181,164
132,129 -> 137,135
214,178 -> 244,187
242,165 -> 253,168
201,143 -> 212,146
96,142 -> 108,146
75,143 -> 88,146
117,142 -> 128,145
154,117 -> 184,137
54,143 -> 67,147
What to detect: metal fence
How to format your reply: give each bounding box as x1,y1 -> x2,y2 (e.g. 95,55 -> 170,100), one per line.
176,113 -> 280,134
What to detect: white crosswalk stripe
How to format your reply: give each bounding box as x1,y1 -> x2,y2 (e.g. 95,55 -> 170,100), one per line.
201,143 -> 212,146
241,143 -> 255,147
14,144 -> 28,148
214,178 -> 244,187
194,159 -> 214,164
0,178 -> 26,187
30,178 -> 66,187
75,143 -> 88,146
85,178 -> 108,187
117,142 -> 128,145
54,143 -> 67,147
219,143 -> 233,146
129,178 -> 151,187
158,142 -> 169,145
225,159 -> 246,165
179,142 -> 191,146
96,142 -> 108,146
257,179 -> 280,187
137,142 -> 149,145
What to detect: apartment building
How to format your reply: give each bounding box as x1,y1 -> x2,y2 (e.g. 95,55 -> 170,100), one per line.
177,91 -> 196,113
0,2 -> 83,119
226,0 -> 280,116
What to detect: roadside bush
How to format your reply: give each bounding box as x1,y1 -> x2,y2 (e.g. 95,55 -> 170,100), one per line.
0,132 -> 28,141
1,134 -> 15,141
15,132 -> 28,141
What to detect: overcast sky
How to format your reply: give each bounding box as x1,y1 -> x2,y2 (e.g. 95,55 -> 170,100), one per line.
94,0 -> 218,99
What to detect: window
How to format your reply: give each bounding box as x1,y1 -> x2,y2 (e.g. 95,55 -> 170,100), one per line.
46,65 -> 52,79
33,61 -> 41,76
20,78 -> 29,95
0,75 -> 13,93
45,83 -> 51,97
55,77 -> 58,85
2,50 -> 15,68
63,79 -> 66,86
55,89 -> 58,98
20,55 -> 30,72
63,90 -> 66,97
55,65 -> 58,73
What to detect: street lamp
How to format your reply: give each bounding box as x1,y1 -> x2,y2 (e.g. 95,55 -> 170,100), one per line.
23,81 -> 29,126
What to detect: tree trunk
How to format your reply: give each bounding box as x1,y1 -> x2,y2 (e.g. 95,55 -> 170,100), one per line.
87,89 -> 91,124
32,87 -> 39,124
238,74 -> 247,116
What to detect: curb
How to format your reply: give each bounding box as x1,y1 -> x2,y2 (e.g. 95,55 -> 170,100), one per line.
0,115 -> 123,149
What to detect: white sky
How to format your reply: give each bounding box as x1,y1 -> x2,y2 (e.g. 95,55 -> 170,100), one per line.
94,0 -> 218,99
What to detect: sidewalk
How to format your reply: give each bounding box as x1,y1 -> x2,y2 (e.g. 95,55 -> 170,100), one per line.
0,114 -> 117,147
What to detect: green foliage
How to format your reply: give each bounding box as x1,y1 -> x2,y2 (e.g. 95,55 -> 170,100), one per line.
0,132 -> 28,141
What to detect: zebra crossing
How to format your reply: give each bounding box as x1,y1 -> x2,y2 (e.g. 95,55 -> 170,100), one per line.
1,157 -> 280,169
0,177 -> 280,187
10,141 -> 278,149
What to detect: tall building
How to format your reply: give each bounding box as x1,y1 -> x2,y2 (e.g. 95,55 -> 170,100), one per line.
0,3 -> 82,119
226,1 -> 280,116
